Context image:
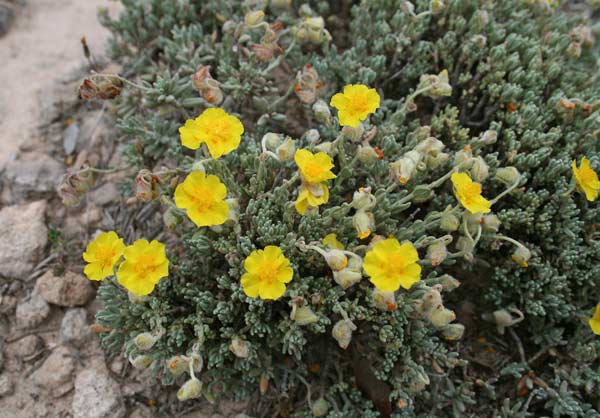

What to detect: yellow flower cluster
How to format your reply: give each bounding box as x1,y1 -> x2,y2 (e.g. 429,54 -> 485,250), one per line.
294,149 -> 336,215
83,231 -> 169,296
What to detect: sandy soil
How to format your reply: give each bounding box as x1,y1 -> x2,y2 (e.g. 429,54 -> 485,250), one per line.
0,0 -> 121,171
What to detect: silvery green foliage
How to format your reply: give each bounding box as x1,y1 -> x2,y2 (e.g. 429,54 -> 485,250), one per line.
96,1 -> 600,416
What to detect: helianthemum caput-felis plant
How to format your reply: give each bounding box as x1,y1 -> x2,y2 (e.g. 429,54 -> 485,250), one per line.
65,1 -> 600,416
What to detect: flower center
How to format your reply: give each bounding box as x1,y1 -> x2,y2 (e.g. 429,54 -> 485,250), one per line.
96,246 -> 116,268
304,162 -> 324,179
580,167 -> 596,184
380,254 -> 406,279
259,261 -> 280,284
208,119 -> 232,144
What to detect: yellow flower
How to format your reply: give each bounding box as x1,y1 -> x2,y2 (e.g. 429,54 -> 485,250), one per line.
451,172 -> 492,214
330,84 -> 380,128
294,149 -> 336,184
322,233 -> 344,250
179,108 -> 244,159
174,171 -> 229,227
241,246 -> 293,300
363,237 -> 421,292
295,182 -> 329,215
589,304 -> 600,335
83,231 -> 125,281
116,239 -> 169,296
572,157 -> 600,202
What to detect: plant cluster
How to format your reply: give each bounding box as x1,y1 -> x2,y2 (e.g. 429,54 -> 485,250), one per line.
67,0 -> 600,416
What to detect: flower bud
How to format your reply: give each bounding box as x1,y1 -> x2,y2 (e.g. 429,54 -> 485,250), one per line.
357,145 -> 380,164
482,214 -> 501,233
262,132 -> 281,149
430,0 -> 445,14
191,66 -> 224,105
441,323 -> 465,341
427,242 -> 448,266
438,274 -> 461,291
341,124 -> 364,142
323,249 -> 348,271
456,236 -> 474,262
291,305 -> 319,325
314,141 -> 333,154
222,20 -> 236,35
333,268 -> 362,289
226,198 -> 239,223
454,148 -> 474,168
512,246 -> 531,268
486,308 -> 524,334
312,99 -> 331,124
353,210 -> 375,239
351,187 -> 375,210
415,136 -> 445,156
244,10 -> 265,27
332,319 -> 357,349
420,288 -> 442,313
133,332 -> 159,351
470,156 -> 489,182
163,208 -> 181,231
166,356 -> 189,377
495,166 -> 521,185
372,289 -> 397,311
129,354 -> 153,369
304,129 -> 320,144
390,151 -> 421,184
230,337 -> 250,358
276,137 -> 296,160
294,64 -> 322,104
412,185 -> 434,202
177,377 -> 203,401
312,397 -> 330,417
440,211 -> 460,232
481,130 -> 498,144
270,0 -> 291,10
427,305 -> 456,329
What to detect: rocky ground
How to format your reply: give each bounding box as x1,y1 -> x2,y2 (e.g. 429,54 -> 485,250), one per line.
0,2 -> 251,418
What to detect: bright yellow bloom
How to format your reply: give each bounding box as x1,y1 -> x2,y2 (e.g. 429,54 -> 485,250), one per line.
241,246 -> 293,300
295,182 -> 329,215
451,172 -> 492,214
572,157 -> 600,202
294,149 -> 336,184
589,304 -> 600,335
83,231 -> 125,281
179,108 -> 244,159
116,239 -> 169,296
322,233 -> 344,250
330,84 -> 380,128
174,171 -> 229,227
363,238 -> 421,292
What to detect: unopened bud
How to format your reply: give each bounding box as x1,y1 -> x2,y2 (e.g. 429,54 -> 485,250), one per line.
428,305 -> 456,329
341,124 -> 364,142
420,288 -> 442,313
495,166 -> 521,185
177,378 -> 203,401
312,99 -> 331,124
511,246 -> 531,268
304,129 -> 320,144
262,132 -> 281,149
230,337 -> 250,358
482,214 -> 501,232
481,130 -> 497,144
353,210 -> 375,239
333,268 -> 362,289
244,10 -> 265,27
276,137 -> 296,160
454,148 -> 474,168
441,323 -> 465,341
312,397 -> 330,417
427,242 -> 448,266
440,211 -> 460,232
412,185 -> 434,202
291,305 -> 319,325
133,332 -> 159,351
226,198 -> 239,223
323,249 -> 348,271
372,288 -> 397,311
470,156 -> 489,182
351,187 -> 375,210
166,356 -> 189,376
390,151 -> 421,184
129,354 -> 153,369
438,274 -> 461,291
332,319 -> 357,349
430,0 -> 445,14
357,145 -> 380,164
314,141 -> 333,154
163,208 -> 181,231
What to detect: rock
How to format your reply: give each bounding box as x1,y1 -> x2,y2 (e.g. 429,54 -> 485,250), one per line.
0,1 -> 15,37
72,366 -> 126,418
0,295 -> 17,314
10,334 -> 42,358
0,373 -> 13,397
30,345 -> 75,398
127,406 -> 154,418
89,182 -> 121,207
60,308 -> 90,344
35,270 -> 95,307
0,200 -> 48,279
15,291 -> 50,329
4,152 -> 63,197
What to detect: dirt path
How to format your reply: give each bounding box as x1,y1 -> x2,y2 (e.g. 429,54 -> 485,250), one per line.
0,0 -> 120,171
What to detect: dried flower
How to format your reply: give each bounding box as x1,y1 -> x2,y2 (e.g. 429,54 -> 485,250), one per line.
134,169 -> 160,201
312,397 -> 330,417
116,239 -> 169,296
174,171 -> 229,227
352,210 -> 375,239
166,356 -> 189,376
330,84 -> 381,127
363,238 -> 421,291
276,137 -> 296,160
294,64 -> 323,104
179,108 -> 244,159
332,319 -> 357,349
191,66 -> 223,105
290,305 -> 319,325
177,378 -> 203,401
512,246 -> 531,268
230,337 -> 250,358
495,166 -> 521,185
241,246 -> 293,300
295,182 -> 329,215
372,288 -> 397,311
390,151 -> 422,184
83,231 -> 125,281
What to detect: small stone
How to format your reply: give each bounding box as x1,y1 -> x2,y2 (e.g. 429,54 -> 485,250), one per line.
72,366 -> 126,418
30,345 -> 75,398
10,334 -> 42,358
35,270 -> 95,307
0,200 -> 48,279
4,152 -> 63,198
89,182 -> 120,207
127,406 -> 154,418
0,295 -> 17,315
60,308 -> 90,344
15,291 -> 51,329
0,373 -> 13,397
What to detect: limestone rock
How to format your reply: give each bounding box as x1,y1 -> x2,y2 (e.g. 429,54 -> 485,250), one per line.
59,308 -> 90,344
30,345 -> 75,398
4,152 -> 63,197
35,270 -> 95,307
0,200 -> 48,279
72,366 -> 126,418
15,291 -> 50,329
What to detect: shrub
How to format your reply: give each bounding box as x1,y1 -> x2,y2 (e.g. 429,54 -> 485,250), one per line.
71,0 -> 600,416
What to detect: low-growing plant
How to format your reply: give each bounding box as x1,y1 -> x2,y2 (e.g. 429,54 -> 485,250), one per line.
66,0 -> 600,416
